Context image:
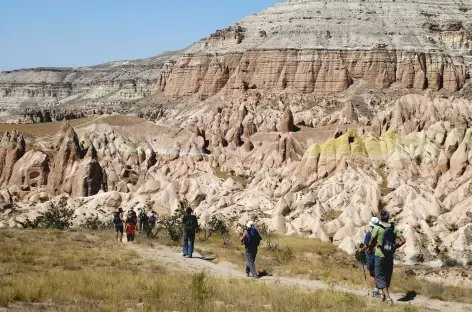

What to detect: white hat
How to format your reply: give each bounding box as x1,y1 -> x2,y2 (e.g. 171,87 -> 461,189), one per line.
369,217 -> 379,227
246,220 -> 254,228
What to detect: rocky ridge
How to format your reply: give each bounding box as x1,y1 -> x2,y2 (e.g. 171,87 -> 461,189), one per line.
1,0 -> 472,108
0,91 -> 472,267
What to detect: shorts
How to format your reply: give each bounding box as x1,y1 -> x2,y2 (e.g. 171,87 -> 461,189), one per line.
375,255 -> 394,289
115,225 -> 124,233
366,254 -> 375,272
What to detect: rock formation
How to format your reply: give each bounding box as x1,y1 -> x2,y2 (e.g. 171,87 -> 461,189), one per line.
1,0 -> 472,268
1,0 -> 472,108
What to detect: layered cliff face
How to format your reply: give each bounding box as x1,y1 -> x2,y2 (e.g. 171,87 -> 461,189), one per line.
1,0 -> 472,108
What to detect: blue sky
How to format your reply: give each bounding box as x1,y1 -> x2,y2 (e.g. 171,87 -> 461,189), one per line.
0,0 -> 279,71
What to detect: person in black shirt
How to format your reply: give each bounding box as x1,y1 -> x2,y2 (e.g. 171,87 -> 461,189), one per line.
182,207 -> 198,258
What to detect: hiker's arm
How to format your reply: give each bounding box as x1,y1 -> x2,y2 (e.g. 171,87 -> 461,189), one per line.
369,229 -> 378,248
396,235 -> 406,248
240,234 -> 246,245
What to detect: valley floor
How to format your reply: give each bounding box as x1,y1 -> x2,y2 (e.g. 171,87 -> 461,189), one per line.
1,229 -> 471,312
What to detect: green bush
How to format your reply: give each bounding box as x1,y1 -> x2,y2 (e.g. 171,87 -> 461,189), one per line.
200,216 -> 230,245
189,271 -> 213,308
160,206 -> 186,242
20,198 -> 75,230
81,214 -> 111,231
274,247 -> 295,264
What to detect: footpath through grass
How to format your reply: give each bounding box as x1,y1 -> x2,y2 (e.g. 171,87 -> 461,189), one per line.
142,229 -> 472,305
0,229 -> 424,312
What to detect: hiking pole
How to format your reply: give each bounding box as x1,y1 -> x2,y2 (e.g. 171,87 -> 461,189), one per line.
355,243 -> 369,296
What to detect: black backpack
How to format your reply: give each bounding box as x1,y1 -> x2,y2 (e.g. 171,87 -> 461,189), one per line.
149,214 -> 157,225
185,216 -> 197,232
245,228 -> 262,248
378,223 -> 396,256
113,212 -> 122,225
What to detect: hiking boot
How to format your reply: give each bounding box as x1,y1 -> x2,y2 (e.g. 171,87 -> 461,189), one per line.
182,254 -> 188,257
372,290 -> 381,298
386,298 -> 394,305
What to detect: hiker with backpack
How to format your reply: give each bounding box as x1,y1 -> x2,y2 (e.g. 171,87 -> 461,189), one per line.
147,211 -> 158,237
126,211 -> 137,242
358,217 -> 380,297
113,208 -> 125,242
369,210 -> 406,305
139,209 -> 149,234
240,221 -> 262,278
182,207 -> 198,258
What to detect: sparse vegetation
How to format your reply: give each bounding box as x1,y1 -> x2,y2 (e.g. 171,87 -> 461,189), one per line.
81,214 -> 112,231
0,229 -> 423,312
200,216 -> 230,245
20,197 -> 75,230
0,117 -> 96,139
160,208 -> 185,242
425,215 -> 438,227
446,222 -> 459,232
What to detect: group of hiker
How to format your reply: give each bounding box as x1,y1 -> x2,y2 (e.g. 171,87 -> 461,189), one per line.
112,205 -> 406,302
111,206 -> 264,278
112,207 -> 158,242
357,210 -> 406,305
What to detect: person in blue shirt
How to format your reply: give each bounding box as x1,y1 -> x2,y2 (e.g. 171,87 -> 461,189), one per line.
358,217 -> 380,297
240,221 -> 262,278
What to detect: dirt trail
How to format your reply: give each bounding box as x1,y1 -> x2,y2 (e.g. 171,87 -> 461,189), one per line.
126,243 -> 472,312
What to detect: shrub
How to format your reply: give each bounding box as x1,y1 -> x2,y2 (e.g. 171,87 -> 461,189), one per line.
189,271 -> 213,308
443,258 -> 461,267
160,206 -> 186,242
258,223 -> 280,252
200,216 -> 230,245
20,198 -> 75,230
81,214 -> 111,231
446,223 -> 459,232
274,247 -> 295,264
425,216 -> 438,227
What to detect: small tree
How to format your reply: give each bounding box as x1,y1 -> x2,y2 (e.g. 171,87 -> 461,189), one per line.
200,216 -> 230,245
81,214 -> 111,231
160,208 -> 185,241
21,197 -> 76,230
258,222 -> 279,252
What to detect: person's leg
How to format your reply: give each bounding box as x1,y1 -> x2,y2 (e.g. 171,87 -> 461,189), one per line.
183,231 -> 189,256
246,248 -> 258,278
188,233 -> 195,258
115,227 -> 119,242
119,226 -> 124,243
131,234 -> 135,242
379,256 -> 392,301
367,256 -> 378,296
375,256 -> 388,300
384,256 -> 394,303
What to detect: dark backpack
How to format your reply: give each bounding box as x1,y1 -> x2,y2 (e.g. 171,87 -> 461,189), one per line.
140,213 -> 149,223
379,224 -> 396,256
185,216 -> 197,232
113,212 -> 122,225
245,228 -> 262,248
149,214 -> 157,225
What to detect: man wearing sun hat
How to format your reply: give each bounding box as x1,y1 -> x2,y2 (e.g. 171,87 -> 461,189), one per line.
358,216 -> 380,297
240,220 -> 262,278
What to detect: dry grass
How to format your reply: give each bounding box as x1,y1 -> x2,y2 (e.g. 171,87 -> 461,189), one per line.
0,229 -> 424,312
165,232 -> 472,304
0,117 -> 96,138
